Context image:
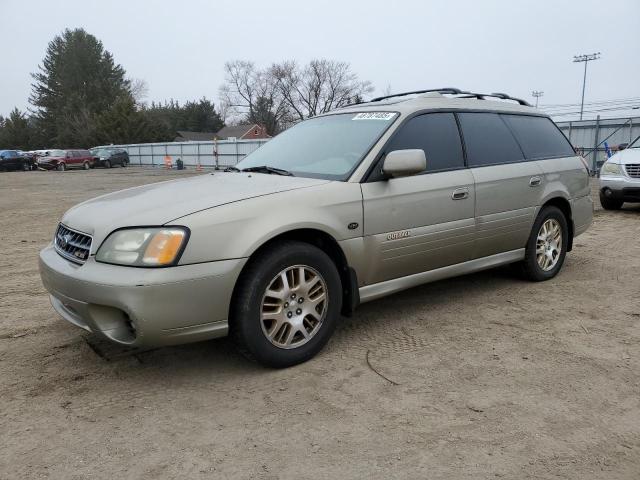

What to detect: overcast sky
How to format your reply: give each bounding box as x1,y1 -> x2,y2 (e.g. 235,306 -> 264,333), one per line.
2,0 -> 639,120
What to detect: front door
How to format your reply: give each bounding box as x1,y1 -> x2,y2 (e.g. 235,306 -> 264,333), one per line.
360,112 -> 475,285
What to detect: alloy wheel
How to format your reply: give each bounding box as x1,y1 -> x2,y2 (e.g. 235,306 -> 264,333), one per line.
536,219 -> 562,271
260,265 -> 328,349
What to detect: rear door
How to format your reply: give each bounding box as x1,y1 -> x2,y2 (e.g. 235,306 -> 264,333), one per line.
361,112 -> 476,285
457,112 -> 544,259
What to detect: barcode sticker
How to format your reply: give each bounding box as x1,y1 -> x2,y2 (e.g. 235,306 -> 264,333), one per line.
352,112 -> 396,121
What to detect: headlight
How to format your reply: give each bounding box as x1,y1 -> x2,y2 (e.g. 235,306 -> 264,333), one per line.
601,162 -> 622,176
96,227 -> 189,267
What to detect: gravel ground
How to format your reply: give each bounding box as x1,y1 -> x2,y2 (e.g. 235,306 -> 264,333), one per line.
1,167 -> 639,479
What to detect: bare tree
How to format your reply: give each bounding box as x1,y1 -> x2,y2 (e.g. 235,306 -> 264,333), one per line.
271,59 -> 373,121
219,60 -> 291,135
129,78 -> 149,105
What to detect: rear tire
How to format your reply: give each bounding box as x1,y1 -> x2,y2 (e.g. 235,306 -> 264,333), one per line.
83,161 -> 90,170
521,206 -> 568,282
599,192 -> 623,210
121,159 -> 128,167
230,241 -> 342,368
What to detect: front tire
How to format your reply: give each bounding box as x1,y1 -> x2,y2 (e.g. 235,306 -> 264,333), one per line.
521,206 -> 569,281
599,192 -> 623,210
104,160 -> 111,169
56,163 -> 66,171
230,241 -> 342,368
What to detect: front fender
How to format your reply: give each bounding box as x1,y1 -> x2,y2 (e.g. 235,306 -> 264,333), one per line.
175,182 -> 364,265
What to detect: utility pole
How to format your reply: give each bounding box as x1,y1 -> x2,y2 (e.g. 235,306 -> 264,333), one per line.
573,52 -> 600,120
531,91 -> 544,108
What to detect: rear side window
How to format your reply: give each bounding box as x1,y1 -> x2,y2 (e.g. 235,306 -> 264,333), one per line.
458,112 -> 524,167
502,115 -> 575,159
386,112 -> 465,172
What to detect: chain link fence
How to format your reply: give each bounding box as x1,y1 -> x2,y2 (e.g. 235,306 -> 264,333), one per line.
557,116 -> 640,172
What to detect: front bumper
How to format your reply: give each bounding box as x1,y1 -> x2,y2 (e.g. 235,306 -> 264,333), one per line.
39,244 -> 247,347
38,161 -> 58,170
600,175 -> 640,202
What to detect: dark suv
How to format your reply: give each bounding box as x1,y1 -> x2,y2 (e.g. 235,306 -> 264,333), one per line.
0,150 -> 31,171
90,147 -> 129,168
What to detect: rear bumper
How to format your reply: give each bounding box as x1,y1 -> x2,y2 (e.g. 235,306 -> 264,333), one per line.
39,244 -> 246,347
571,194 -> 593,237
600,176 -> 640,202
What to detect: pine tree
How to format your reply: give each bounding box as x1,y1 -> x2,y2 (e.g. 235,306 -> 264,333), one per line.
29,28 -> 130,146
0,108 -> 37,150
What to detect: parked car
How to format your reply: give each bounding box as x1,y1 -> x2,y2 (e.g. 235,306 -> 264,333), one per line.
0,150 -> 31,171
599,136 -> 640,209
89,147 -> 129,168
17,151 -> 38,170
39,88 -> 593,368
38,149 -> 95,171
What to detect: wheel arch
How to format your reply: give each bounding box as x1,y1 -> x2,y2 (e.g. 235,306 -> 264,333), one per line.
540,197 -> 574,251
230,228 -> 359,320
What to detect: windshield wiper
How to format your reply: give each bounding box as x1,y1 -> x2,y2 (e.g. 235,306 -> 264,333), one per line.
240,165 -> 294,176
224,166 -> 241,172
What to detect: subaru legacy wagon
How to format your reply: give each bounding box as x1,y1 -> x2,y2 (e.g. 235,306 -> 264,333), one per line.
39,88 -> 593,367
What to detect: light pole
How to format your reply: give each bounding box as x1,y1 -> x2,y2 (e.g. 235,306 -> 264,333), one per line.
531,91 -> 544,108
573,52 -> 600,120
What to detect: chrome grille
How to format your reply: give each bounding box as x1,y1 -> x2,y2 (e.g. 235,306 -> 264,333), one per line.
625,164 -> 640,178
54,224 -> 92,264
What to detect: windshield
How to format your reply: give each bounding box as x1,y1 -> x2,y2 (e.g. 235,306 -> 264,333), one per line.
629,136 -> 640,149
47,149 -> 66,157
91,148 -> 112,156
236,112 -> 398,180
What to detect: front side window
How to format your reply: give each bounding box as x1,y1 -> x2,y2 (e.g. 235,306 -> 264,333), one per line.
384,113 -> 465,173
458,112 -> 524,167
236,112 -> 398,180
501,114 -> 574,159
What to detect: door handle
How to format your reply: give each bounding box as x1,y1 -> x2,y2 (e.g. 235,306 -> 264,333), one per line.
451,187 -> 469,200
529,176 -> 542,187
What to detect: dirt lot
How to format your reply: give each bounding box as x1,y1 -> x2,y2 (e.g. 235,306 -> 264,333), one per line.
1,167 -> 639,479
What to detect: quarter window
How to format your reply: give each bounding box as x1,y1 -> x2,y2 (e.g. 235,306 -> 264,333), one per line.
501,114 -> 575,159
458,112 -> 524,167
385,113 -> 465,172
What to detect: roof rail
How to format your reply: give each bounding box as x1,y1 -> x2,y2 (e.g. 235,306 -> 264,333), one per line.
457,91 -> 532,106
369,88 -> 532,107
370,88 -> 464,102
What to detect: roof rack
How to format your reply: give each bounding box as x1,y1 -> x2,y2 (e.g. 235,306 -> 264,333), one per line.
369,88 -> 532,107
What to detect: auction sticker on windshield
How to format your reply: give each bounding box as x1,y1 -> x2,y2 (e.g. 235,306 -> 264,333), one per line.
352,112 -> 396,121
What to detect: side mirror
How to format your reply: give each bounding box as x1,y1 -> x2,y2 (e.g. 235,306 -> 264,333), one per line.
382,149 -> 426,178
618,143 -> 628,151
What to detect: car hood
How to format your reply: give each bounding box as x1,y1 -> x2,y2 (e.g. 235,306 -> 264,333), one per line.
61,172 -> 330,243
609,148 -> 640,164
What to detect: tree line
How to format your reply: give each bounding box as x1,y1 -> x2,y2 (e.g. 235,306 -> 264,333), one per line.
0,28 -> 372,150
